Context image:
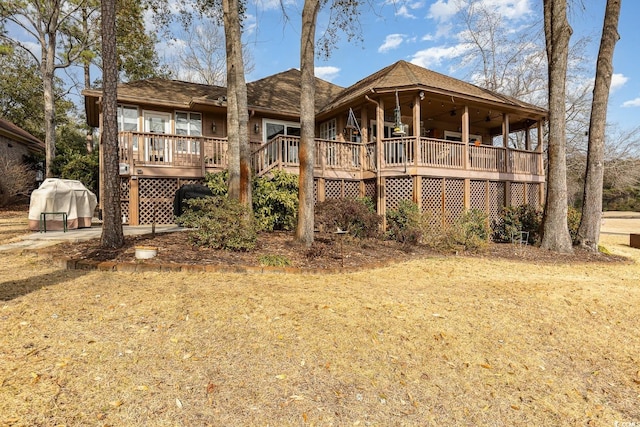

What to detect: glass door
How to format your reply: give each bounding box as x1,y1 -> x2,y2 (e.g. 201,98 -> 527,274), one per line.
144,111 -> 171,163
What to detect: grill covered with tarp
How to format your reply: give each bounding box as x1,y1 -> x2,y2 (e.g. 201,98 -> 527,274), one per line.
28,179 -> 97,231
173,183 -> 213,219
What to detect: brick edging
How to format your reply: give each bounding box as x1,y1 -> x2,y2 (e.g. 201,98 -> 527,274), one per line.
48,255 -> 391,275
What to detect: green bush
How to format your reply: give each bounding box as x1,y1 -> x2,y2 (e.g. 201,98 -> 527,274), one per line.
252,170 -> 299,232
315,198 -> 382,238
567,205 -> 581,242
258,254 -> 291,267
492,205 -> 542,244
442,209 -> 490,251
204,170 -> 299,232
177,196 -> 257,251
204,170 -> 229,197
385,200 -> 427,245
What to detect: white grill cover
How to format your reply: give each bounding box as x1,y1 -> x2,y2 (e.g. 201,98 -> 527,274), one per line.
28,178 -> 97,231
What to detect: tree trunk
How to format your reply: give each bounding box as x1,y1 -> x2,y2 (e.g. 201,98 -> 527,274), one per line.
83,6 -> 93,154
295,0 -> 321,247
540,0 -> 573,254
42,23 -> 58,178
576,0 -> 622,251
100,0 -> 125,249
223,0 -> 240,200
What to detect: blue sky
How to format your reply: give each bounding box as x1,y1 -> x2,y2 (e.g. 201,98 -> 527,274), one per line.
4,0 -> 638,133
229,0 -> 639,132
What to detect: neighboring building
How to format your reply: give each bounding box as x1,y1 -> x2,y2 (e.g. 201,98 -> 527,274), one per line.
0,118 -> 45,203
83,60 -> 547,226
0,118 -> 44,165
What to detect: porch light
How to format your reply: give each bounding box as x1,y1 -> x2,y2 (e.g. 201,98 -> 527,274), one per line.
211,121 -> 217,133
254,123 -> 260,134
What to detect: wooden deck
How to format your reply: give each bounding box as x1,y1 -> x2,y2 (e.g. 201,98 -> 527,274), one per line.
118,132 -> 544,182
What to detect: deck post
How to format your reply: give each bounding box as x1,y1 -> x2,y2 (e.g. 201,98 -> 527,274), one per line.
414,176 -> 421,210
130,177 -> 139,225
317,178 -> 325,203
464,178 -> 470,211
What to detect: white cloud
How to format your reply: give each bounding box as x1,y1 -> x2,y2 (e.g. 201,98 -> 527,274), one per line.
622,98 -> 640,108
315,66 -> 340,82
396,5 -> 416,19
409,44 -> 470,68
610,73 -> 628,92
428,0 -> 465,22
378,34 -> 406,53
477,0 -> 532,21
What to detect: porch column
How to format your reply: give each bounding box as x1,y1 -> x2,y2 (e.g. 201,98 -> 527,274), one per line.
462,105 -> 469,170
413,94 -> 421,167
537,120 -> 544,176
502,113 -> 510,147
360,108 -> 368,172
503,113 -> 511,173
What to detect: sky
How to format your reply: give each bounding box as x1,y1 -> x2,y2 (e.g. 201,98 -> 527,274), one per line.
219,0 -> 638,133
4,0 -> 639,134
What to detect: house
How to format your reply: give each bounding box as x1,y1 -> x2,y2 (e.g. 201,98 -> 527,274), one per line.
83,60 -> 547,226
0,118 -> 45,203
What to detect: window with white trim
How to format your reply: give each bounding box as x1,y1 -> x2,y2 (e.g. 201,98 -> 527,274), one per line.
319,119 -> 337,140
118,105 -> 139,150
175,112 -> 202,153
264,120 -> 300,140
118,105 -> 138,131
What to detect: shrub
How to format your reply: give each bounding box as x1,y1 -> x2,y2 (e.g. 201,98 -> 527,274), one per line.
204,170 -> 229,197
0,158 -> 35,207
492,205 -> 542,244
385,200 -> 427,245
58,152 -> 99,194
567,205 -> 581,242
252,170 -> 299,232
177,196 -> 257,251
204,170 -> 299,232
315,198 -> 382,238
441,209 -> 490,252
258,254 -> 291,267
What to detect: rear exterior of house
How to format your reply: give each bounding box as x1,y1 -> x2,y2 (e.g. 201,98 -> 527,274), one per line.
83,61 -> 547,227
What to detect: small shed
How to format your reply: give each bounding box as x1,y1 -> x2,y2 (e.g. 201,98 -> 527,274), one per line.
28,179 -> 97,231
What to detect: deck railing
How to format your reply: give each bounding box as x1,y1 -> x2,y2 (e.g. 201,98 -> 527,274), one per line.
118,132 -> 542,177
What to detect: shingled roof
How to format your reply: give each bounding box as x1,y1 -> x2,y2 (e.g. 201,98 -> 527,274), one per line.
0,118 -> 45,153
246,69 -> 344,115
84,70 -> 344,119
322,60 -> 547,114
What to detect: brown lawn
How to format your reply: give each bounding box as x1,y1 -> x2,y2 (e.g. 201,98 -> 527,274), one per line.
1,208 -> 639,426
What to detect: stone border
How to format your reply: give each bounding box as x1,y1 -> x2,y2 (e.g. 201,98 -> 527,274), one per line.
47,254 -> 392,275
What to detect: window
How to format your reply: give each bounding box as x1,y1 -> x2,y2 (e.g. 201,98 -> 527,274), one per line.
175,112 -> 202,153
444,130 -> 482,144
118,105 -> 138,131
265,120 -> 300,141
319,119 -> 337,140
118,105 -> 139,149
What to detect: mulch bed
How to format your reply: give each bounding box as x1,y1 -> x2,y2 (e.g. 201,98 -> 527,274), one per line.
42,230 -> 629,271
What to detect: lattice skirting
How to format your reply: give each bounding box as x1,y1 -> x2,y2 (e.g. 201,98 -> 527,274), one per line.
123,176 -> 542,226
133,178 -> 203,225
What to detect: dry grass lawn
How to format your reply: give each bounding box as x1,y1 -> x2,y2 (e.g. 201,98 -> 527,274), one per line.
1,209 -> 640,426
